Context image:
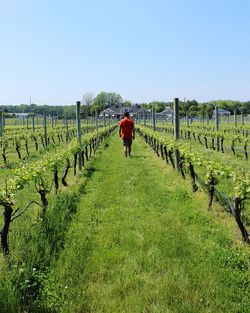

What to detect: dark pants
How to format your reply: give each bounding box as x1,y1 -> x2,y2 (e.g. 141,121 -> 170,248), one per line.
123,138 -> 132,146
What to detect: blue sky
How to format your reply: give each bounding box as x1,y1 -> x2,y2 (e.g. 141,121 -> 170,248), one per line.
0,0 -> 250,105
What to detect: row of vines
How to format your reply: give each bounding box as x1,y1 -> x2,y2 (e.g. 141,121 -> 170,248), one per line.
0,126 -> 115,255
0,125 -> 96,166
137,126 -> 250,244
154,125 -> 249,159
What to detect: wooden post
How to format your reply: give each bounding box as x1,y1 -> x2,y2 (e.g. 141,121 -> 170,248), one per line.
32,114 -> 35,131
43,112 -> 48,146
215,106 -> 219,131
174,98 -> 180,140
0,112 -> 3,137
65,115 -> 69,143
26,116 -> 29,129
51,116 -> 54,128
234,109 -> 237,127
152,107 -> 156,131
215,107 -> 220,151
103,113 -> 106,127
95,109 -> 99,131
241,109 -> 244,126
2,114 -> 5,129
174,98 -> 180,171
186,113 -> 189,127
76,101 -> 82,170
144,111 -> 147,126
22,116 -> 25,126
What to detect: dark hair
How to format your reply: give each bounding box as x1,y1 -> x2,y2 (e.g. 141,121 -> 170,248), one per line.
124,112 -> 130,117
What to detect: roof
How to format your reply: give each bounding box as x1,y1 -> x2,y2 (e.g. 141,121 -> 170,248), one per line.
13,113 -> 30,117
100,106 -> 151,116
159,107 -> 173,114
136,108 -> 151,113
100,106 -> 175,116
213,109 -> 230,115
215,109 -> 230,112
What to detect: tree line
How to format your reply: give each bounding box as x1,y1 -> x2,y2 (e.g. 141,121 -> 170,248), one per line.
1,92 -> 250,118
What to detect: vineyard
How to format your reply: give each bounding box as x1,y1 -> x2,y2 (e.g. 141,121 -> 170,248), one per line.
0,106 -> 250,313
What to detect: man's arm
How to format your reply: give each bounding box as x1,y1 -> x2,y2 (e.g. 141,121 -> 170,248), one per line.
119,124 -> 122,137
132,125 -> 135,139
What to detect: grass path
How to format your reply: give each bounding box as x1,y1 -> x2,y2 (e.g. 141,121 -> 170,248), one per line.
45,134 -> 250,313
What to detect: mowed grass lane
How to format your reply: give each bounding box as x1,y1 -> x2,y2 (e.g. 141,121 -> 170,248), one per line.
44,134 -> 250,313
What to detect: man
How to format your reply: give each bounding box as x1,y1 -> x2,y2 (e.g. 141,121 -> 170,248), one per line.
119,112 -> 135,157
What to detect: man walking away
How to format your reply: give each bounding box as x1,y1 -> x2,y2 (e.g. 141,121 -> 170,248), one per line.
119,112 -> 135,157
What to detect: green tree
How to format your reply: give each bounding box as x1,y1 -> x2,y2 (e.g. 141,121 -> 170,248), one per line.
148,101 -> 166,113
179,100 -> 199,117
92,92 -> 123,112
198,103 -> 213,119
63,106 -> 75,118
123,100 -> 132,107
82,93 -> 94,116
213,100 -> 241,113
242,101 -> 250,114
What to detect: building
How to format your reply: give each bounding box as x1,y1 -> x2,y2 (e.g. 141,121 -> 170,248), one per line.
99,106 -> 151,119
11,113 -> 30,118
100,106 -> 173,120
156,107 -> 173,119
213,109 -> 230,116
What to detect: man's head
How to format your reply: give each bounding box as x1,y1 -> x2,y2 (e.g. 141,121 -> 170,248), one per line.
124,112 -> 130,118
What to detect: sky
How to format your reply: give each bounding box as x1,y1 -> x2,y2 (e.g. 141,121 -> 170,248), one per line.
0,0 -> 250,105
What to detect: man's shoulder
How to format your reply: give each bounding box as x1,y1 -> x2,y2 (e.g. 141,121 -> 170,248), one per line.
120,117 -> 134,125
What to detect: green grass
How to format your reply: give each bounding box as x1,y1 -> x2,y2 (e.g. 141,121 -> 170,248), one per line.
143,126 -> 250,219
0,133 -> 113,312
39,134 -> 250,313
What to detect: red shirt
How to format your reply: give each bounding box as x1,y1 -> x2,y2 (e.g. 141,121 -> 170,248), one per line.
119,117 -> 134,139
